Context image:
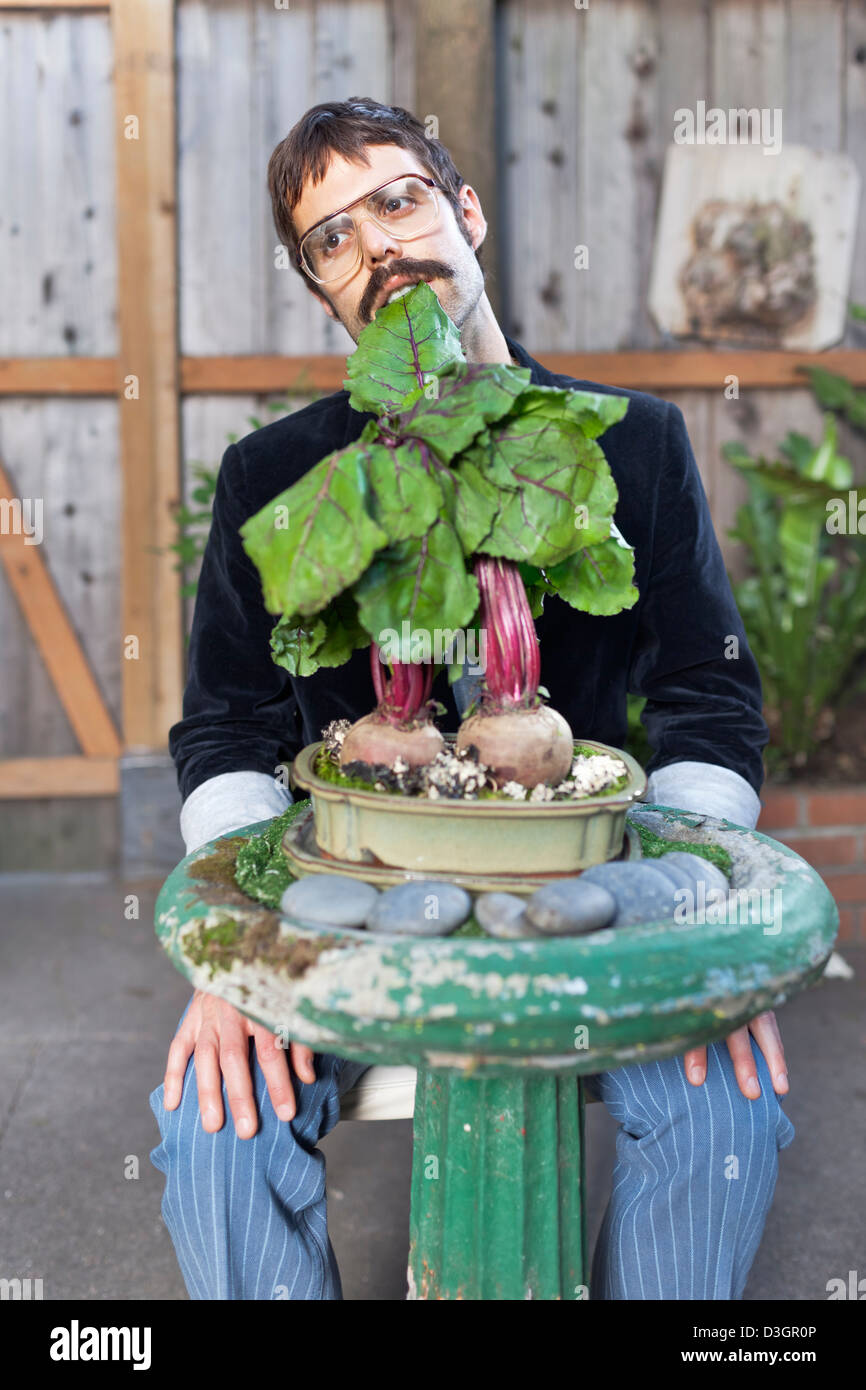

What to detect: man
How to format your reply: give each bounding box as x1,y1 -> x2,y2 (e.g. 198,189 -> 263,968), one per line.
150,97 -> 793,1301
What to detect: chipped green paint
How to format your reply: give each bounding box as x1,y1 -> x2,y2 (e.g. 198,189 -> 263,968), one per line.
408,1068 -> 586,1300
155,798 -> 838,1301
156,800 -> 838,1076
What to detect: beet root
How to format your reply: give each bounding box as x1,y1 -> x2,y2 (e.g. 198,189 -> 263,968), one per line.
456,705 -> 574,787
339,712 -> 444,770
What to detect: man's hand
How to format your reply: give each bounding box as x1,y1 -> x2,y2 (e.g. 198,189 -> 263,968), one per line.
162,989 -> 317,1138
683,1010 -> 789,1100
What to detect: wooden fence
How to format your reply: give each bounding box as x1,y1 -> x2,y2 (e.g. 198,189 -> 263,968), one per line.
0,0 -> 864,865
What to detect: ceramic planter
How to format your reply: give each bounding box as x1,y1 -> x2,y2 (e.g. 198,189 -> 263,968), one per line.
289,737 -> 647,877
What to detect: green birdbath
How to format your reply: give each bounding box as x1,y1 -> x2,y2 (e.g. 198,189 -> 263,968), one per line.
155,800 -> 838,1301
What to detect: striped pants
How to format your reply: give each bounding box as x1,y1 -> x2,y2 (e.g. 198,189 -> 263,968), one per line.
149,996 -> 794,1300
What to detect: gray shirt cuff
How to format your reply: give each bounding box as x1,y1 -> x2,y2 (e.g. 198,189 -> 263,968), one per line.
179,771 -> 293,855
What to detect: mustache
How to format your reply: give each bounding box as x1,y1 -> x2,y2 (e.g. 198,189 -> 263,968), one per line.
360,260 -> 454,322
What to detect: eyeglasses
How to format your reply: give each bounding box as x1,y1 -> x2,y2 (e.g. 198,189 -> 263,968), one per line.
297,173 -> 442,284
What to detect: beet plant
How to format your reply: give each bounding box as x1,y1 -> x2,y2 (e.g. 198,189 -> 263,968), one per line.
240,282 -> 638,787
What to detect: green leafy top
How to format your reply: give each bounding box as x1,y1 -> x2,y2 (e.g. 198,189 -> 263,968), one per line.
240,282 -> 636,678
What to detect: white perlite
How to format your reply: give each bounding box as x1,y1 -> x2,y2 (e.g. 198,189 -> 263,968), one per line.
323,717 -> 627,802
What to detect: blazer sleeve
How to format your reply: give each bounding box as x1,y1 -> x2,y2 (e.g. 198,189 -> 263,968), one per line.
627,402 -> 770,798
168,441 -> 303,801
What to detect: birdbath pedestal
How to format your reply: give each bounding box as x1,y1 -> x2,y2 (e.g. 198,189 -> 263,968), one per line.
155,801 -> 838,1301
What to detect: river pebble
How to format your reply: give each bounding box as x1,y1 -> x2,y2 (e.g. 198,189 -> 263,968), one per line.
524,879 -> 618,936
577,861 -> 683,928
657,851 -> 729,894
281,874 -> 379,928
366,881 -> 471,936
474,892 -> 535,939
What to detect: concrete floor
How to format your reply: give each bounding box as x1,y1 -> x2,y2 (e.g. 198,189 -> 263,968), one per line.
0,874 -> 861,1301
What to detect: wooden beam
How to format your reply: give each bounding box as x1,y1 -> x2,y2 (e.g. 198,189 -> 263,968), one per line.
0,358 -> 119,394
0,1 -> 109,8
414,0 -> 500,320
112,0 -> 183,751
181,354 -> 349,395
0,457 -> 122,757
2,349 -> 866,397
0,758 -> 118,799
180,349 -> 866,394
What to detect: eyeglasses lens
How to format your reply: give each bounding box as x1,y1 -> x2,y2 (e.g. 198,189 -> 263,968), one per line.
302,176 -> 437,282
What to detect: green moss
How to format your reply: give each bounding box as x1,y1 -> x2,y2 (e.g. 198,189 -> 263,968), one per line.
182,906 -> 345,980
234,806 -> 298,909
190,836 -> 246,888
313,747 -> 382,792
184,915 -> 244,978
634,823 -> 733,879
452,917 -> 487,939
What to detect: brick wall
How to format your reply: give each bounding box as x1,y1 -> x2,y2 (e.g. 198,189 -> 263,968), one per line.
758,788 -> 866,943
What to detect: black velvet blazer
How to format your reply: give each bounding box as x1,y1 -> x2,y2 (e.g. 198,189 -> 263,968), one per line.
169,334 -> 769,802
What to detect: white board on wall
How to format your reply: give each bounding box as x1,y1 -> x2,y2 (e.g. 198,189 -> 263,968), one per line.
648,143 -> 861,351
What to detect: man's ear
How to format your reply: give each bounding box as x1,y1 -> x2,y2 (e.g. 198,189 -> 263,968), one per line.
458,184 -> 487,252
306,281 -> 338,321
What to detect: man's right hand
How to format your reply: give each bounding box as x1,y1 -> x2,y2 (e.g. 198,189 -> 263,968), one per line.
162,989 -> 317,1138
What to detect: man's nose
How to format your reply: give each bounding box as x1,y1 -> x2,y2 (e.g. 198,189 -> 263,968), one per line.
357,214 -> 401,266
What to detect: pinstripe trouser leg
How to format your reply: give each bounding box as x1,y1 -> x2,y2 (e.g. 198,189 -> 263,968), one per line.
148,996 -> 371,1301
585,1035 -> 795,1300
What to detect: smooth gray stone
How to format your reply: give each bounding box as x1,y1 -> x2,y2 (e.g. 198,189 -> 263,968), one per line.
474,892 -> 535,939
577,861 -> 682,928
366,881 -> 471,936
641,858 -> 703,894
524,879 -> 617,936
281,874 -> 379,928
659,851 -> 729,894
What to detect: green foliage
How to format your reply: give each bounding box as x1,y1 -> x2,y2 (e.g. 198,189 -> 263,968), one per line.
167,464 -> 220,599
234,805 -> 298,909
724,395 -> 866,774
241,283 -> 637,679
624,693 -> 652,767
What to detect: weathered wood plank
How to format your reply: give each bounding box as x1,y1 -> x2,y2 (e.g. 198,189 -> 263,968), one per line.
785,0 -> 845,148
711,0 -> 787,116
0,449 -> 121,756
0,8 -> 116,355
0,398 -> 121,754
844,0 -> 866,333
0,757 -> 118,798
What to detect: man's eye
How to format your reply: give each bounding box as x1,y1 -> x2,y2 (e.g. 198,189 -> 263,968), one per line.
320,229 -> 351,255
378,195 -> 415,217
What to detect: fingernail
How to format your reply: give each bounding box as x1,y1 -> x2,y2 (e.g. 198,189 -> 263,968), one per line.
689,1067 -> 704,1083
237,1114 -> 255,1138
276,1104 -> 294,1122
203,1104 -> 220,1127
745,1077 -> 761,1098
776,1071 -> 789,1090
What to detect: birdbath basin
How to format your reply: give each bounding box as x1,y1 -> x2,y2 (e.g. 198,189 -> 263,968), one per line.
155,800 -> 838,1300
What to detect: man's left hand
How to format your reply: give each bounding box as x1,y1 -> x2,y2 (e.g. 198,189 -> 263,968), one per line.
683,1010 -> 789,1099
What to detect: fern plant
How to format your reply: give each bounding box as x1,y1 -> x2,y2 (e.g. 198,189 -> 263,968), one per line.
724,416 -> 866,773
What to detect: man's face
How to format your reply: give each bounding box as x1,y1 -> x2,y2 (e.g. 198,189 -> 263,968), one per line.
292,143 -> 488,343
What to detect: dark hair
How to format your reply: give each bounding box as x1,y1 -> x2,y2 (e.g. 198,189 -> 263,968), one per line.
267,96 -> 481,295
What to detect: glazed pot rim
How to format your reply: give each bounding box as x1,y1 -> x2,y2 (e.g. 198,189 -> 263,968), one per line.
292,736 -> 647,815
